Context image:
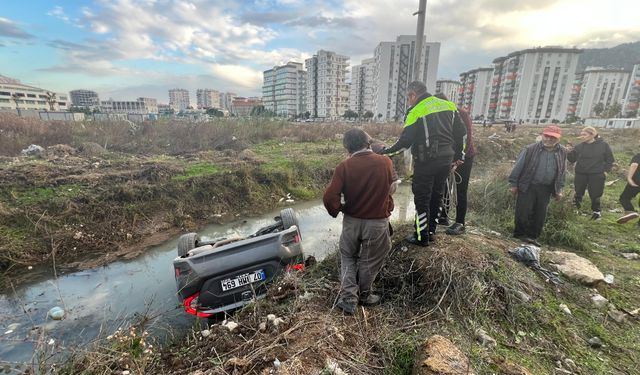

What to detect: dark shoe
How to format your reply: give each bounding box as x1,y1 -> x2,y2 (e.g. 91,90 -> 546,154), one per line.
591,211 -> 602,220
405,234 -> 429,247
525,238 -> 541,247
446,223 -> 466,235
335,300 -> 356,315
617,211 -> 639,224
359,293 -> 381,306
437,217 -> 450,225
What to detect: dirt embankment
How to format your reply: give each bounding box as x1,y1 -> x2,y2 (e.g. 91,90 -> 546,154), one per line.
61,225 -> 640,374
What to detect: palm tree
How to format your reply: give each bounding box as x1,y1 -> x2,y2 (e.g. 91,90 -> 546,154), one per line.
44,91 -> 57,111
11,93 -> 21,116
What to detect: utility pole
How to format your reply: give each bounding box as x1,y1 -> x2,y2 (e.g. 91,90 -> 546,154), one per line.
413,0 -> 427,82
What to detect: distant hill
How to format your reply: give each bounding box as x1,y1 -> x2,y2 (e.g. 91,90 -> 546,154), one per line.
577,41 -> 640,71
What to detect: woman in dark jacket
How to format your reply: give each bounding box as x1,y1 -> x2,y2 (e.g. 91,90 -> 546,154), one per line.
566,126 -> 614,220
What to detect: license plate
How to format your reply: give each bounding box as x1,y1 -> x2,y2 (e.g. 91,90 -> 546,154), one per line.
221,269 -> 266,291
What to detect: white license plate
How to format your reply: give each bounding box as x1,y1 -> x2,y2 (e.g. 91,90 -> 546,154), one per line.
221,269 -> 266,291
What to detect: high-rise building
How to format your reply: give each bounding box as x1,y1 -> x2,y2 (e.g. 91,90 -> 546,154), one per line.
262,61 -> 307,117
0,74 -> 70,112
488,47 -> 581,123
305,50 -> 350,119
196,89 -> 221,109
435,80 -> 462,105
221,92 -> 236,111
458,68 -> 493,119
70,89 -> 100,108
169,89 -> 190,111
350,58 -> 376,116
372,36 -> 440,120
574,67 -> 630,118
623,63 -> 640,118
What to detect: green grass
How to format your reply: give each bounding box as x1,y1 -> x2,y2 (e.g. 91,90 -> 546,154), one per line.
12,184 -> 84,205
172,163 -> 224,180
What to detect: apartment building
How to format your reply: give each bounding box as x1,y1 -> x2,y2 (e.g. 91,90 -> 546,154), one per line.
372,36 -> 440,120
623,63 -> 640,117
196,89 -> 221,109
458,68 -> 493,119
0,74 -> 70,112
137,97 -> 158,113
262,62 -> 307,117
99,98 -> 153,114
232,97 -> 262,117
169,88 -> 190,111
70,89 -> 100,108
435,80 -> 462,104
574,67 -> 630,118
488,47 -> 581,123
349,58 -> 376,116
305,50 -> 350,119
221,92 -> 236,111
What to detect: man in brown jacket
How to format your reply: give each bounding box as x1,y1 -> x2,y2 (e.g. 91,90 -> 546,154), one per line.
323,128 -> 395,314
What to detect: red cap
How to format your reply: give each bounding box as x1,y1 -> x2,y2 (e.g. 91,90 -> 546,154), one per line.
542,125 -> 562,139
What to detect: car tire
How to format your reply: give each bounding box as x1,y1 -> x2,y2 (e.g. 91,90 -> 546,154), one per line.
177,232 -> 198,257
279,208 -> 299,231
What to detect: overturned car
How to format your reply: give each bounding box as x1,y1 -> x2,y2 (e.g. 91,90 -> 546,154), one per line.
173,208 -> 304,318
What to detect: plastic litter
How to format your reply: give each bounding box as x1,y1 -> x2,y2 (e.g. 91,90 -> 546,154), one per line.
48,306 -> 65,320
509,245 -> 563,285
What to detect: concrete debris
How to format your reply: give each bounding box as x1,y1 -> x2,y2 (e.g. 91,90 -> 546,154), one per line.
200,329 -> 211,338
559,304 -> 572,315
298,291 -> 314,301
620,253 -> 639,260
587,337 -> 602,348
546,251 -> 605,286
604,274 -> 614,285
415,335 -> 475,374
607,309 -> 627,323
513,290 -> 531,303
475,328 -> 497,349
591,294 -> 608,309
258,322 -> 267,332
222,320 -> 239,333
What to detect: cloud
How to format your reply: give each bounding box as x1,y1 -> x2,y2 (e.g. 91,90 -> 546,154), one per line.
0,17 -> 34,39
210,64 -> 264,89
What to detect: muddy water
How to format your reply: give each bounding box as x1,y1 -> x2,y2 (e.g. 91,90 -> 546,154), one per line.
0,185 -> 415,365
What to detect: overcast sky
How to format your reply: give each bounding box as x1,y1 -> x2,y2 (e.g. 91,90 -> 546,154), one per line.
1,0 -> 638,102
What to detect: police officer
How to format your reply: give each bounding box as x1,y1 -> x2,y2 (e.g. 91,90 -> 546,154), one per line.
379,81 -> 466,246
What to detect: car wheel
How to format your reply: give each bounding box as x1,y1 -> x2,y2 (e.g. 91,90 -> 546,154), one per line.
177,232 -> 198,257
279,208 -> 300,232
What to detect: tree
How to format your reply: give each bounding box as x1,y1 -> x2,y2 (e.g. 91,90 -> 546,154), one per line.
70,106 -> 92,115
11,93 -> 21,116
44,91 -> 57,111
377,113 -> 383,121
602,102 -> 622,118
250,105 -> 275,117
363,110 -> 374,121
592,102 -> 605,117
304,111 -> 310,119
206,108 -> 224,117
343,109 -> 358,119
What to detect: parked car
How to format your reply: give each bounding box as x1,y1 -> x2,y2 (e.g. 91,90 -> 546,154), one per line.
173,208 -> 304,318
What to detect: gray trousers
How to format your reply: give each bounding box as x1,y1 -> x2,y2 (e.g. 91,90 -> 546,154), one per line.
338,215 -> 391,303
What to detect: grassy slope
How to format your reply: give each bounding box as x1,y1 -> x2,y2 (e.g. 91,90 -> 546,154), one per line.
53,127 -> 640,375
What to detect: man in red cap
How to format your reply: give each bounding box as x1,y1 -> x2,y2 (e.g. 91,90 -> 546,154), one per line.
508,125 -> 567,246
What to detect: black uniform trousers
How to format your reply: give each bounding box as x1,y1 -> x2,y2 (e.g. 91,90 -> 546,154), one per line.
514,184 -> 553,240
619,184 -> 640,212
440,156 -> 474,224
574,172 -> 605,212
412,161 -> 451,240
